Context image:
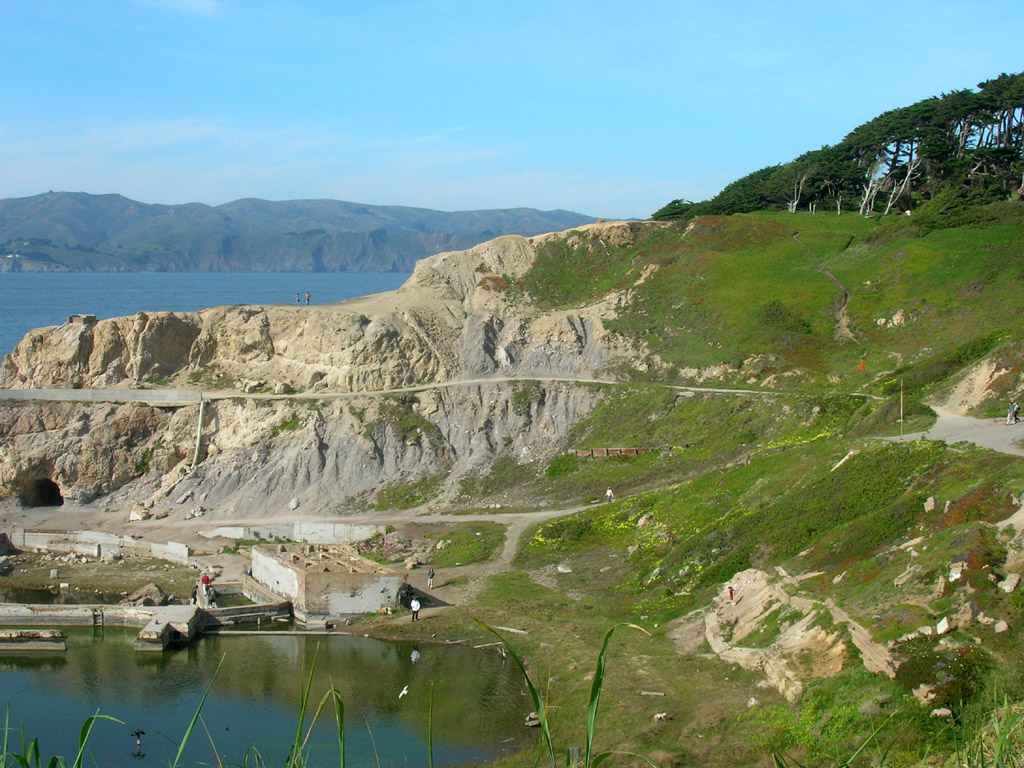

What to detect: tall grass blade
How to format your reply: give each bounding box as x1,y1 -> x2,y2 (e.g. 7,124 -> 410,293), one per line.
197,714 -> 226,768
292,687 -> 346,765
170,654 -> 225,768
3,702 -> 11,763
326,682 -> 345,768
362,712 -> 381,768
583,623 -> 648,768
286,645 -> 321,768
475,619 -> 557,768
69,714 -> 120,768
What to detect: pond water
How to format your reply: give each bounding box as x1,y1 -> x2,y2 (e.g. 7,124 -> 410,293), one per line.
0,585 -> 123,604
0,627 -> 529,766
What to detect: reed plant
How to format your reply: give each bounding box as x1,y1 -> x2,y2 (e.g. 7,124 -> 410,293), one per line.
949,698 -> 1024,768
477,620 -> 655,768
2,703 -> 119,768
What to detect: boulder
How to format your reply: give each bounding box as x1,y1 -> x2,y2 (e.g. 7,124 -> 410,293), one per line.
129,506 -> 151,522
999,573 -> 1020,593
120,582 -> 168,606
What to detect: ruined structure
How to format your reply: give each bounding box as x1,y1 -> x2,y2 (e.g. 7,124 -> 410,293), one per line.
247,543 -> 406,624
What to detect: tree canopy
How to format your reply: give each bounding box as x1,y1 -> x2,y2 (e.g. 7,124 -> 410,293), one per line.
653,72 -> 1024,221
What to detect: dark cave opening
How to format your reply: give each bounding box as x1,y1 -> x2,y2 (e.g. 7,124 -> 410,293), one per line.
23,478 -> 64,507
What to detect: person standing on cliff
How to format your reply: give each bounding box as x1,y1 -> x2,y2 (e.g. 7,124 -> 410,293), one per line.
305,291 -> 311,305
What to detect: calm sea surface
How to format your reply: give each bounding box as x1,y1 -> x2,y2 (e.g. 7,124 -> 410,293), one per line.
0,272 -> 411,357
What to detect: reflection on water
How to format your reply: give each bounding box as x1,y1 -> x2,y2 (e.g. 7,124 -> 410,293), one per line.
0,627 -> 529,766
0,585 -> 123,604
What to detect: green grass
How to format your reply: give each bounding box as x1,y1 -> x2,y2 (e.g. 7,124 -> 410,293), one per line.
374,471 -> 447,510
271,416 -> 302,436
410,521 -> 505,567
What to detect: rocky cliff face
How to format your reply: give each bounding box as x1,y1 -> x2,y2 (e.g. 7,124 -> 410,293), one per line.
0,378 -> 600,515
0,223 -> 651,513
1,223 -> 655,393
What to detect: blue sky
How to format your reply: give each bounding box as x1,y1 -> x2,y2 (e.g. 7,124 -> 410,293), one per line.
1,1 -> 1022,219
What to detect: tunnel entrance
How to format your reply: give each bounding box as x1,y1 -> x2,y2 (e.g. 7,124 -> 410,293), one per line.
23,478 -> 64,507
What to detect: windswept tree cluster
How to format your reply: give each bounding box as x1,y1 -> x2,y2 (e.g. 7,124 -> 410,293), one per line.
654,72 -> 1024,221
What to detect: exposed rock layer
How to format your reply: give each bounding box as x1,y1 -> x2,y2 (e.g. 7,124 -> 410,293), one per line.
0,223 -> 658,511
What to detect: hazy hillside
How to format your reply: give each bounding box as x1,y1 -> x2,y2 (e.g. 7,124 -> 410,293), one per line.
0,191 -> 596,272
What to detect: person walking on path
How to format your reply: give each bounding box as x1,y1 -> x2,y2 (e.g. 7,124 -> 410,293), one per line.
1009,403 -> 1016,426
427,568 -> 435,589
605,488 -> 614,503
410,597 -> 421,621
1014,401 -> 1020,424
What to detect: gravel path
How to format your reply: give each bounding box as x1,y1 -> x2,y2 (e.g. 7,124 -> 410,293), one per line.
897,405 -> 1024,456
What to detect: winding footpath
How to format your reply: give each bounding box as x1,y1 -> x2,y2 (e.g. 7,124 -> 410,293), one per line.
896,405 -> 1024,457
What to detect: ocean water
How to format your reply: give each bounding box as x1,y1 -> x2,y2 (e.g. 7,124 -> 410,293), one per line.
0,271 -> 411,357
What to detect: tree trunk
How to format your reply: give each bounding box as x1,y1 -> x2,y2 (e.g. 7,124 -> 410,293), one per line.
787,174 -> 808,214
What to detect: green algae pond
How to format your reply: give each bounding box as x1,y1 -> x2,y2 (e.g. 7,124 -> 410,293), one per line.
0,626 -> 529,766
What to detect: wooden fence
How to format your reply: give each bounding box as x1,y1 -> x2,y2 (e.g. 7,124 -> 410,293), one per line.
570,447 -> 657,458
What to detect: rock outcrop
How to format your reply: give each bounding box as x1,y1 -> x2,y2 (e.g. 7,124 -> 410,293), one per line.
1,223 -> 658,392
1,225 -> 670,512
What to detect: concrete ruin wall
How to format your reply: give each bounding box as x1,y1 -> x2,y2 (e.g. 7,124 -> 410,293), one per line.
251,547 -> 301,602
11,529 -> 191,564
203,522 -> 381,544
249,546 -> 404,621
305,568 -> 405,617
0,603 -> 155,627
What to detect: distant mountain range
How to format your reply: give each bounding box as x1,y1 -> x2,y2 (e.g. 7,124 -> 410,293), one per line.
0,192 -> 598,272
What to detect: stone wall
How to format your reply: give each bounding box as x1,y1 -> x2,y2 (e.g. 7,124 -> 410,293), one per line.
203,522 -> 382,544
12,529 -> 191,564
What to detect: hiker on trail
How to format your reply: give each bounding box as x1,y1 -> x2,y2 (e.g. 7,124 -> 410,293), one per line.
410,597 -> 421,621
427,568 -> 435,589
605,488 -> 614,503
727,585 -> 735,604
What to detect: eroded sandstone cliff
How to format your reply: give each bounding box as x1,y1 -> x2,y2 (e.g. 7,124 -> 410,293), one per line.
1,223 -> 658,393
0,223 -> 652,513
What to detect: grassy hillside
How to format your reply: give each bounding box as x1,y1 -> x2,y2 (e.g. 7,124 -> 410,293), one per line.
524,203 -> 1024,392
415,200 -> 1024,767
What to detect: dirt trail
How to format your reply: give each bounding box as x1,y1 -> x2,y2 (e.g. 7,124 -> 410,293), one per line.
896,405 -> 1024,456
